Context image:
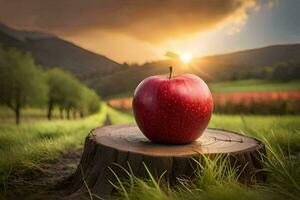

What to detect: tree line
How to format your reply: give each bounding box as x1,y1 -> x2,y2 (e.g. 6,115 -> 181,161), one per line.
0,47 -> 100,124
211,61 -> 300,82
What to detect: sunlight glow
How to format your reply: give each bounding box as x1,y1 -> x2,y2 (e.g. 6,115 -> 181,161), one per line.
180,53 -> 192,64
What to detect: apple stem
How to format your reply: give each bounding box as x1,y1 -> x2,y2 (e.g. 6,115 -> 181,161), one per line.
169,66 -> 173,79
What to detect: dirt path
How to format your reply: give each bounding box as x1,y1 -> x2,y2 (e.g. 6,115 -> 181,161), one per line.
1,149 -> 84,200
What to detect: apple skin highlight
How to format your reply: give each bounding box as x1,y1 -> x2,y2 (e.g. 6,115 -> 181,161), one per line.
132,72 -> 213,144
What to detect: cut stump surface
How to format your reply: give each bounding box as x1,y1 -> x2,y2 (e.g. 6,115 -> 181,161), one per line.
65,124 -> 266,198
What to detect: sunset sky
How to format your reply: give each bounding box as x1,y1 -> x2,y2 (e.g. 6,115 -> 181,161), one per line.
0,0 -> 299,63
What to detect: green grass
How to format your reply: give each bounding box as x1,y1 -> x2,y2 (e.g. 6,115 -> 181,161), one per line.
0,106 -> 63,123
210,115 -> 300,152
0,103 -> 134,188
110,146 -> 300,200
0,104 -> 300,199
106,106 -> 135,124
0,104 -> 105,189
111,156 -> 268,200
208,79 -> 300,93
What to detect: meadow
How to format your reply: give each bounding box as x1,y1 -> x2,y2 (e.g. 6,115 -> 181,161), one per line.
208,79 -> 300,93
0,103 -> 299,199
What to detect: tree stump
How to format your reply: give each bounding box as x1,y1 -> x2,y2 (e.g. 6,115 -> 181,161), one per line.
65,124 -> 266,198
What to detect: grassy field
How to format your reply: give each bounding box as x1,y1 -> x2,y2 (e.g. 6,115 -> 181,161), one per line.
0,104 -> 134,189
0,106 -> 62,123
0,104 -> 300,199
208,79 -> 300,93
105,79 -> 300,100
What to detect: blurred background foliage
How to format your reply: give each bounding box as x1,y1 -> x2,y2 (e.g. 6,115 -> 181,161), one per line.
0,47 -> 100,124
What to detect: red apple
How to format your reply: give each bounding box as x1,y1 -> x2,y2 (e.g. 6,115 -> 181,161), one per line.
132,67 -> 213,144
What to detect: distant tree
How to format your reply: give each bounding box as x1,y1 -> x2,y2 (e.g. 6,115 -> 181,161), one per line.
78,87 -> 100,117
0,47 -> 48,124
271,62 -> 300,82
47,68 -> 81,120
47,68 -> 69,120
46,68 -> 100,120
87,91 -> 101,114
62,77 -> 82,119
122,62 -> 130,68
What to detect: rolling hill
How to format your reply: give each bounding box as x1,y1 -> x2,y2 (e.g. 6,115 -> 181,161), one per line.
0,22 -> 122,80
1,22 -> 299,98
93,44 -> 300,98
203,44 -> 300,67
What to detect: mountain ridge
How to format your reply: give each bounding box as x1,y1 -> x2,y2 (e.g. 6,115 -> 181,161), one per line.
1,22 -> 299,98
202,43 -> 300,67
0,22 -> 122,80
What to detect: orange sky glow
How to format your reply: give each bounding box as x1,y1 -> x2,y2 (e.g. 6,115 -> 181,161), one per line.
1,0 -> 293,63
62,0 -> 258,63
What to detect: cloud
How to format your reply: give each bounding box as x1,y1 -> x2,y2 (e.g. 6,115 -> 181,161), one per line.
0,0 -> 259,42
226,1 -> 254,36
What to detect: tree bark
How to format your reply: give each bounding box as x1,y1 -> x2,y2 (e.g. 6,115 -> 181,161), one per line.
15,88 -> 21,125
66,109 -> 70,120
15,103 -> 20,125
47,100 -> 53,120
64,124 -> 266,198
79,111 -> 84,118
59,107 -> 64,119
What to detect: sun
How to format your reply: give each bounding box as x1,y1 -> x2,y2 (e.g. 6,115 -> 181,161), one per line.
180,53 -> 192,64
